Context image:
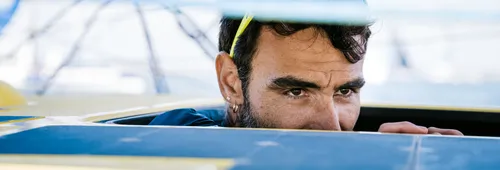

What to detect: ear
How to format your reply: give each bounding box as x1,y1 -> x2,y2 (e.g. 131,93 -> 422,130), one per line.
215,52 -> 244,105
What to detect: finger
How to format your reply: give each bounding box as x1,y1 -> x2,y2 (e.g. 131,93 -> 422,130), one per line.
378,121 -> 428,134
428,127 -> 464,136
428,127 -> 463,135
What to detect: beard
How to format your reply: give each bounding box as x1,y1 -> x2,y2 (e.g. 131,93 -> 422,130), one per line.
234,91 -> 277,128
236,95 -> 260,128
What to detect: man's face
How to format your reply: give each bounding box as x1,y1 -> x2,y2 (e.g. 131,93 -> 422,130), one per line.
238,27 -> 364,131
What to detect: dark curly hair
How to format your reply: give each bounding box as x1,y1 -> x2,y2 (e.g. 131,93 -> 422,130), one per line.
218,18 -> 371,96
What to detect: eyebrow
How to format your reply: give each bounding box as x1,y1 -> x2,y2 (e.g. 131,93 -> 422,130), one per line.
269,76 -> 366,91
336,77 -> 366,91
269,76 -> 321,89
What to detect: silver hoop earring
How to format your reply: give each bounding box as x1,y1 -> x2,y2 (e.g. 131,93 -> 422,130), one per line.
232,104 -> 239,113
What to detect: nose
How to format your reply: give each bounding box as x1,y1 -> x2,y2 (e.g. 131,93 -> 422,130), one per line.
311,99 -> 341,131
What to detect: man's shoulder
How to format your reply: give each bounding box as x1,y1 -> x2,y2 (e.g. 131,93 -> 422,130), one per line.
148,108 -> 226,126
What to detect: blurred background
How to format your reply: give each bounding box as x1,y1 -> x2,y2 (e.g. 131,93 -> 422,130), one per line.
1,0 -> 500,108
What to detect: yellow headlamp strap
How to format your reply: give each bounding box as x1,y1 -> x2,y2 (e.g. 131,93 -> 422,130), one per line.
229,14 -> 254,58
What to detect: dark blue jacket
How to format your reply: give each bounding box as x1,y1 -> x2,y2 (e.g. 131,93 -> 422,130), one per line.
148,108 -> 226,126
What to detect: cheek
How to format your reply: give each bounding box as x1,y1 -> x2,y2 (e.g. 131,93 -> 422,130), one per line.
246,69 -> 309,127
247,84 -> 311,128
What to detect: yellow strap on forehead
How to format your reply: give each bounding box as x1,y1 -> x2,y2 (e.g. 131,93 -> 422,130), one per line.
229,14 -> 254,58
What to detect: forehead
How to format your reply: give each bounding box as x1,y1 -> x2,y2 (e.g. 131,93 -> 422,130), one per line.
251,27 -> 363,86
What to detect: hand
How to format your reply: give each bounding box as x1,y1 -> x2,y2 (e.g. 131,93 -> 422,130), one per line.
427,127 -> 463,136
378,121 -> 463,136
378,121 -> 428,134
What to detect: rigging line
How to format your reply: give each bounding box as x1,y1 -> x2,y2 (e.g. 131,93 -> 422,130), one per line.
0,0 -> 85,62
133,0 -> 170,94
159,3 -> 218,60
390,30 -> 410,69
36,0 -> 115,95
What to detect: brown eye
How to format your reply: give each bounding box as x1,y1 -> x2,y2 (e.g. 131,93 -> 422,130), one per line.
287,88 -> 305,97
335,89 -> 353,97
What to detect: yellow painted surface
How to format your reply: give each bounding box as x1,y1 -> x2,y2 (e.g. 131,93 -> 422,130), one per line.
0,117 -> 44,125
0,163 -> 123,170
0,154 -> 234,170
0,81 -> 27,109
82,98 -> 225,122
0,95 -> 224,117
